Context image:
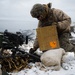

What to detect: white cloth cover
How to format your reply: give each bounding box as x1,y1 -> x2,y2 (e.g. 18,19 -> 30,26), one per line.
40,48 -> 65,70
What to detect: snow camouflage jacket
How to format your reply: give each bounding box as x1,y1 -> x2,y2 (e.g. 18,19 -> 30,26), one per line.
33,5 -> 71,50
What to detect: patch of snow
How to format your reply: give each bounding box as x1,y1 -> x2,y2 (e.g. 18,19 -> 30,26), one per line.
8,44 -> 75,75
71,32 -> 75,37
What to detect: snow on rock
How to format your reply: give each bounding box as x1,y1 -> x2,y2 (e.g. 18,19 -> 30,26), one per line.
62,52 -> 75,70
62,52 -> 75,63
71,32 -> 75,37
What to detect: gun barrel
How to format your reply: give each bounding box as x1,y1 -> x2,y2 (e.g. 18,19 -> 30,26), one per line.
17,49 -> 40,60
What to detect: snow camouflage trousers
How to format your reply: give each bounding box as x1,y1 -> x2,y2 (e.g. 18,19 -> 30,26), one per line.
59,33 -> 75,52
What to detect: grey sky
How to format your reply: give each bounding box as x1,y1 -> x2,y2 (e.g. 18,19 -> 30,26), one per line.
0,0 -> 75,32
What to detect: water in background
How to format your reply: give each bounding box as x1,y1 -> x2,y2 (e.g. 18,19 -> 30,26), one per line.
0,19 -> 36,32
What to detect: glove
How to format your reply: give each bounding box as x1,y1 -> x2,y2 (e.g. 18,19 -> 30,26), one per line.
29,48 -> 36,54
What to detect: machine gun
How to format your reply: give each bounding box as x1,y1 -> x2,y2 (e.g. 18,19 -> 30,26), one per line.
0,30 -> 27,49
0,30 -> 40,72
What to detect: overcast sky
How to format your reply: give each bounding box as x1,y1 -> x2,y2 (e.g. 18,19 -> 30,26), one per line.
0,0 -> 75,32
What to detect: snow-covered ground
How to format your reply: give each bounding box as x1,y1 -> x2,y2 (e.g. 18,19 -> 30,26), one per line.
8,30 -> 75,75
8,42 -> 75,75
1,30 -> 75,75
